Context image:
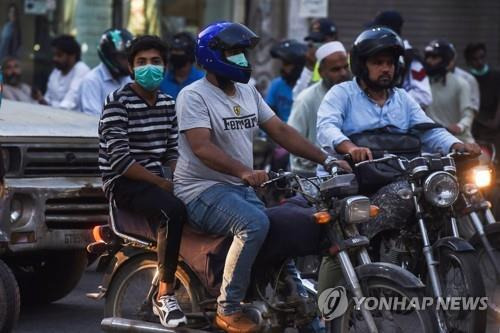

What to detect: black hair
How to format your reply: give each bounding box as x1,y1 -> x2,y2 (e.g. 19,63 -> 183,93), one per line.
464,42 -> 486,61
51,35 -> 81,60
127,35 -> 168,67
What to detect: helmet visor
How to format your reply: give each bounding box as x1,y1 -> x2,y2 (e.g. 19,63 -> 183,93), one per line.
212,23 -> 260,51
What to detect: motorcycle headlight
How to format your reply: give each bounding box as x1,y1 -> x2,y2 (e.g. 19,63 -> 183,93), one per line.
342,196 -> 371,224
472,166 -> 492,188
423,171 -> 459,207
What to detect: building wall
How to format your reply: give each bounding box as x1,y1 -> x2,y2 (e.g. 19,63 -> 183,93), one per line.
329,0 -> 500,67
246,0 -> 500,89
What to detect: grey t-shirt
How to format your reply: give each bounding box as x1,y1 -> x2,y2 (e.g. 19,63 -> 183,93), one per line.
174,77 -> 275,204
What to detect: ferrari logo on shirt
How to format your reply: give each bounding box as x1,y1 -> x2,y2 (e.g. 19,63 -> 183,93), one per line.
233,105 -> 241,116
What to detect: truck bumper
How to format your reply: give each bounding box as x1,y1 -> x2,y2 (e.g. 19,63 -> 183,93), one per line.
2,177 -> 107,253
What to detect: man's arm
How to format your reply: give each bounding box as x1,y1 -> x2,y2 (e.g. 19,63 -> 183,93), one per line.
262,116 -> 351,171
59,63 -> 90,110
455,79 -> 475,133
316,86 -> 372,162
184,128 -> 267,186
405,89 -> 462,153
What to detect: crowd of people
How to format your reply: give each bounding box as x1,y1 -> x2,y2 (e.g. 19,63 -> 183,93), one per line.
1,28 -> 203,116
1,9 -> 499,333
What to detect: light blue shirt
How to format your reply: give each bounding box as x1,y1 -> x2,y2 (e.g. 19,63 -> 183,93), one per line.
78,63 -> 131,116
317,78 -> 461,155
265,77 -> 293,122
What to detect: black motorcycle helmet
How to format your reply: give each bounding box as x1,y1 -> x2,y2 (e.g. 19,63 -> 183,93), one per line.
270,39 -> 307,64
169,32 -> 196,69
424,39 -> 455,78
98,28 -> 134,77
270,39 -> 307,85
350,27 -> 404,88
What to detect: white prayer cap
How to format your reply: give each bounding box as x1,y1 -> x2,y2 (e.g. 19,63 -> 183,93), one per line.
315,41 -> 346,64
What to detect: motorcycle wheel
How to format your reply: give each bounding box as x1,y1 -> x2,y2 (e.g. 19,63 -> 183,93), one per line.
473,231 -> 500,320
327,277 -> 434,333
0,260 -> 20,333
438,248 -> 487,332
104,253 -> 203,324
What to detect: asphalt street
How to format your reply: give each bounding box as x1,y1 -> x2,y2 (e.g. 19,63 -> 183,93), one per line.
12,266 -> 500,333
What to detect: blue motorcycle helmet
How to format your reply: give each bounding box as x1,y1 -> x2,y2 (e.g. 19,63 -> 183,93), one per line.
196,21 -> 259,84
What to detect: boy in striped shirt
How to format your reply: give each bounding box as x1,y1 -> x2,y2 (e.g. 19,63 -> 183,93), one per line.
98,35 -> 187,328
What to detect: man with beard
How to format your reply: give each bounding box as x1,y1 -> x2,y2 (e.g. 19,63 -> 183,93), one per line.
315,27 -> 480,297
1,57 -> 36,103
465,42 -> 500,153
79,29 -> 133,116
288,41 -> 350,175
34,35 -> 90,109
159,32 -> 204,100
424,40 -> 475,143
265,39 -> 307,121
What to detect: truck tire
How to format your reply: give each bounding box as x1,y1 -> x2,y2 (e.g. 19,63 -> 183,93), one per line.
0,259 -> 20,333
14,250 -> 87,305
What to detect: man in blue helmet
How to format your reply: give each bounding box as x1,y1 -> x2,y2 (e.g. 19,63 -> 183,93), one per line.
174,21 -> 349,332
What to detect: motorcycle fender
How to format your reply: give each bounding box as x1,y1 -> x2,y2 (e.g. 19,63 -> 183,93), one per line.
432,236 -> 475,253
469,222 -> 500,247
355,262 -> 425,289
99,247 -> 151,296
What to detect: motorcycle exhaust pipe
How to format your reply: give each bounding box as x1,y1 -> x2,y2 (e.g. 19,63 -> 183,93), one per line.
101,317 -> 209,333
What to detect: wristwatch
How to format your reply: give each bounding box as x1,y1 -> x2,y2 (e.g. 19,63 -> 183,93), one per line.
323,155 -> 338,172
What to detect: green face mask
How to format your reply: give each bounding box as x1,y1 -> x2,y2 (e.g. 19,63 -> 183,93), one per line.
469,64 -> 489,77
226,53 -> 249,67
134,64 -> 164,91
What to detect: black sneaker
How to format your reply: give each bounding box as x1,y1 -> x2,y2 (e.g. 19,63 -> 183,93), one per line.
152,294 -> 187,327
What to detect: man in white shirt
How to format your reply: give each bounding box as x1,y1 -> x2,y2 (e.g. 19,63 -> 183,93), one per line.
79,29 -> 133,116
34,35 -> 89,110
1,57 -> 36,103
288,41 -> 350,175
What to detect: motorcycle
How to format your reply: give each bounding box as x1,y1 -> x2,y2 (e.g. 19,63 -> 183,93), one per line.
355,153 -> 487,332
452,150 -> 500,319
88,169 -> 434,333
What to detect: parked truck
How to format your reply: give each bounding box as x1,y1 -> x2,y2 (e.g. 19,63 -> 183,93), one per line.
0,100 -> 107,305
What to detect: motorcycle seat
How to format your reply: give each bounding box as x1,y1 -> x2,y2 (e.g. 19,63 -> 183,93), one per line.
109,199 -> 156,245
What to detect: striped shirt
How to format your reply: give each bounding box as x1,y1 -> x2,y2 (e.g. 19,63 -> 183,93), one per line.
98,83 -> 178,195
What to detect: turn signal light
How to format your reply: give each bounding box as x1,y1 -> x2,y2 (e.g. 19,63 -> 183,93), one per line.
314,211 -> 332,224
92,226 -> 105,243
369,205 -> 380,218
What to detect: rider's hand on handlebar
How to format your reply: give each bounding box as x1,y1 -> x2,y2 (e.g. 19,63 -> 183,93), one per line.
325,159 -> 352,173
240,170 -> 269,187
347,146 -> 373,163
451,142 -> 482,155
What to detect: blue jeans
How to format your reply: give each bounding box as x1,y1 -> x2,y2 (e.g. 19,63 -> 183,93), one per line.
186,184 -> 270,315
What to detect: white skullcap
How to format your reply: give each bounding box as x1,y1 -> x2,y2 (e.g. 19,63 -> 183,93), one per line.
315,41 -> 346,63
